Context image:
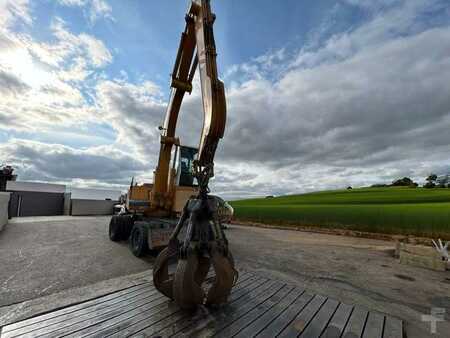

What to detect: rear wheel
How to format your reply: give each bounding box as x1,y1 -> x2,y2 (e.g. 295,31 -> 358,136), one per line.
130,224 -> 149,257
109,216 -> 122,242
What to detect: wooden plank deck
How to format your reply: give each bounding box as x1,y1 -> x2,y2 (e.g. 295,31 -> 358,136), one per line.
0,271 -> 403,338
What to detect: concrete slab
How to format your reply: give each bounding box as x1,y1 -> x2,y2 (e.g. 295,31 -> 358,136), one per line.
0,216 -> 155,307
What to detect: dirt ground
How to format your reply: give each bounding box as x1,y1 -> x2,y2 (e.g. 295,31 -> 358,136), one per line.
0,216 -> 449,337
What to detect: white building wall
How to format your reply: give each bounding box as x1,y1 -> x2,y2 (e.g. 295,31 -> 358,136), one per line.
0,192 -> 10,231
68,188 -> 121,200
6,181 -> 66,194
71,199 -> 115,216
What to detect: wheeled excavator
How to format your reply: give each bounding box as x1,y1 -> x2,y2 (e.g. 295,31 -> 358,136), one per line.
108,0 -> 237,309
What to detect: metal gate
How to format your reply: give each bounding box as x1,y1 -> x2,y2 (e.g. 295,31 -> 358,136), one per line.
8,191 -> 64,217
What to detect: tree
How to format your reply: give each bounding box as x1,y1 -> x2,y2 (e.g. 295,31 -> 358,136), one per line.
391,177 -> 417,187
426,174 -> 437,182
424,174 -> 437,188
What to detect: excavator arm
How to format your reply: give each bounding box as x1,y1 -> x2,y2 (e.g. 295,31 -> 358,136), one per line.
153,0 -> 236,309
151,0 -> 226,211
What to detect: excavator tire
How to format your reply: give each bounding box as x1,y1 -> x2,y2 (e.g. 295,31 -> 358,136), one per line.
109,216 -> 123,242
121,216 -> 134,240
130,224 -> 148,257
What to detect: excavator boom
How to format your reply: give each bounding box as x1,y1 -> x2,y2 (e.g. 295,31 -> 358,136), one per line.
151,0 -> 226,212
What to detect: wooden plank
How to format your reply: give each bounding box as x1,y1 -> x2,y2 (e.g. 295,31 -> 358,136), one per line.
20,293 -> 166,338
153,275 -> 269,337
383,316 -> 403,338
234,287 -> 305,338
1,271 -> 250,338
87,272 -> 261,338
256,291 -> 314,338
171,280 -> 283,337
362,312 -> 385,338
0,270 -> 405,338
1,286 -> 156,337
1,283 -> 150,333
214,285 -> 294,338
63,271 -> 255,338
321,303 -> 353,338
342,307 -> 368,338
1,268 -> 221,335
114,308 -> 187,338
87,299 -> 180,338
278,294 -> 327,338
298,298 -> 339,337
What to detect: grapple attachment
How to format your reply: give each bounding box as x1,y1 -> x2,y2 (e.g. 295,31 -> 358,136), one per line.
153,195 -> 238,309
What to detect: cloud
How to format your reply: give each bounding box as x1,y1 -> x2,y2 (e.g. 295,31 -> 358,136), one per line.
0,0 -> 32,29
58,0 -> 114,24
2,0 -> 450,199
0,139 -> 146,187
94,79 -> 165,160
220,29 -> 450,171
293,0 -> 448,69
0,12 -> 112,132
50,17 -> 112,68
0,68 -> 29,96
210,0 -> 450,198
90,0 -> 450,198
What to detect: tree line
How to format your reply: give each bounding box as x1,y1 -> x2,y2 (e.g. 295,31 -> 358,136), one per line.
370,174 -> 450,188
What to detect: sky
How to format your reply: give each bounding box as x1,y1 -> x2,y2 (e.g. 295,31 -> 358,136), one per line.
1,0 -> 450,200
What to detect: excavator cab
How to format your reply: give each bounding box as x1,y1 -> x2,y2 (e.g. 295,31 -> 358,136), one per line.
177,146 -> 198,187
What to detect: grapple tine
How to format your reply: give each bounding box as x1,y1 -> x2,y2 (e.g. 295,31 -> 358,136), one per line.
195,255 -> 211,285
173,253 -> 205,309
227,251 -> 239,286
205,245 -> 236,306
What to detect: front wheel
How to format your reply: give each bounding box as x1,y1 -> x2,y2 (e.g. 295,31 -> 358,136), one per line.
130,224 -> 149,257
109,216 -> 122,241
122,216 -> 134,240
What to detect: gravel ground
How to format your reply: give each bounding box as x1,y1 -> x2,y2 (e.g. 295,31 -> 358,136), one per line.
0,216 -> 448,337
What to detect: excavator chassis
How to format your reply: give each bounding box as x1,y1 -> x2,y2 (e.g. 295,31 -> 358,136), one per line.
109,215 -> 177,255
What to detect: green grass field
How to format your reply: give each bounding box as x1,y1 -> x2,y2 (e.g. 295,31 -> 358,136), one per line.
230,187 -> 450,239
